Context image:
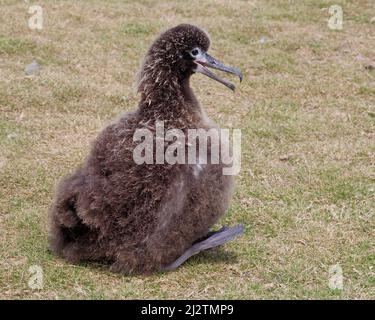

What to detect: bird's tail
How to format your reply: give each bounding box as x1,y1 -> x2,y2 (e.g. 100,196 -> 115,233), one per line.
48,171 -> 86,255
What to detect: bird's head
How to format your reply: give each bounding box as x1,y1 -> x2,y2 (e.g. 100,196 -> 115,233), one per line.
139,24 -> 243,92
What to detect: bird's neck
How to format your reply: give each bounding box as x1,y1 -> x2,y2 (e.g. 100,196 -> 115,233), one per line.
138,74 -> 202,124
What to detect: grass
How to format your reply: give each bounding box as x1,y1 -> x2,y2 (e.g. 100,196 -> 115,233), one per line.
0,0 -> 374,299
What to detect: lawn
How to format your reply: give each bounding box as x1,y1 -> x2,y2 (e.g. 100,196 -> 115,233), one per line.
0,0 -> 374,299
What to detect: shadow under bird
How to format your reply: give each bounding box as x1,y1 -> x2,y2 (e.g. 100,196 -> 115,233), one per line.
49,24 -> 244,274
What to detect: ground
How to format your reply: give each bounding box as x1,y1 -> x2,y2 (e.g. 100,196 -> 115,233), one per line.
0,0 -> 374,299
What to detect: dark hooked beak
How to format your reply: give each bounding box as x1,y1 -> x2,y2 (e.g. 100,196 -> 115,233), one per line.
193,52 -> 243,91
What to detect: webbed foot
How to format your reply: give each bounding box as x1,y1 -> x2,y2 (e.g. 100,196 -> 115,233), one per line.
162,224 -> 244,271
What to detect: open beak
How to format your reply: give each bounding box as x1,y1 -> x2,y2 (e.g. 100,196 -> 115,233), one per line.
193,52 -> 243,91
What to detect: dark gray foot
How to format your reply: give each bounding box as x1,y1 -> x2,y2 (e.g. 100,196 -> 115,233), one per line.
161,224 -> 244,272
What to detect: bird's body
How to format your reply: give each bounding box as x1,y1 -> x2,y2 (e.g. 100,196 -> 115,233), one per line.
49,24 -> 242,274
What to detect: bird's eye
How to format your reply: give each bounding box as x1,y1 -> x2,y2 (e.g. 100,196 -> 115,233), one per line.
191,48 -> 199,56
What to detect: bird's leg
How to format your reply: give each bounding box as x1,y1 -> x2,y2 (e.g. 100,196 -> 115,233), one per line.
161,224 -> 244,271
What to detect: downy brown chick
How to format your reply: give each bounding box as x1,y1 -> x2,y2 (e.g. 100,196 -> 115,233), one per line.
49,24 -> 243,274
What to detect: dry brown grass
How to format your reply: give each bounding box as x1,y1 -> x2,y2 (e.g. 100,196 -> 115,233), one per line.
0,0 -> 374,299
